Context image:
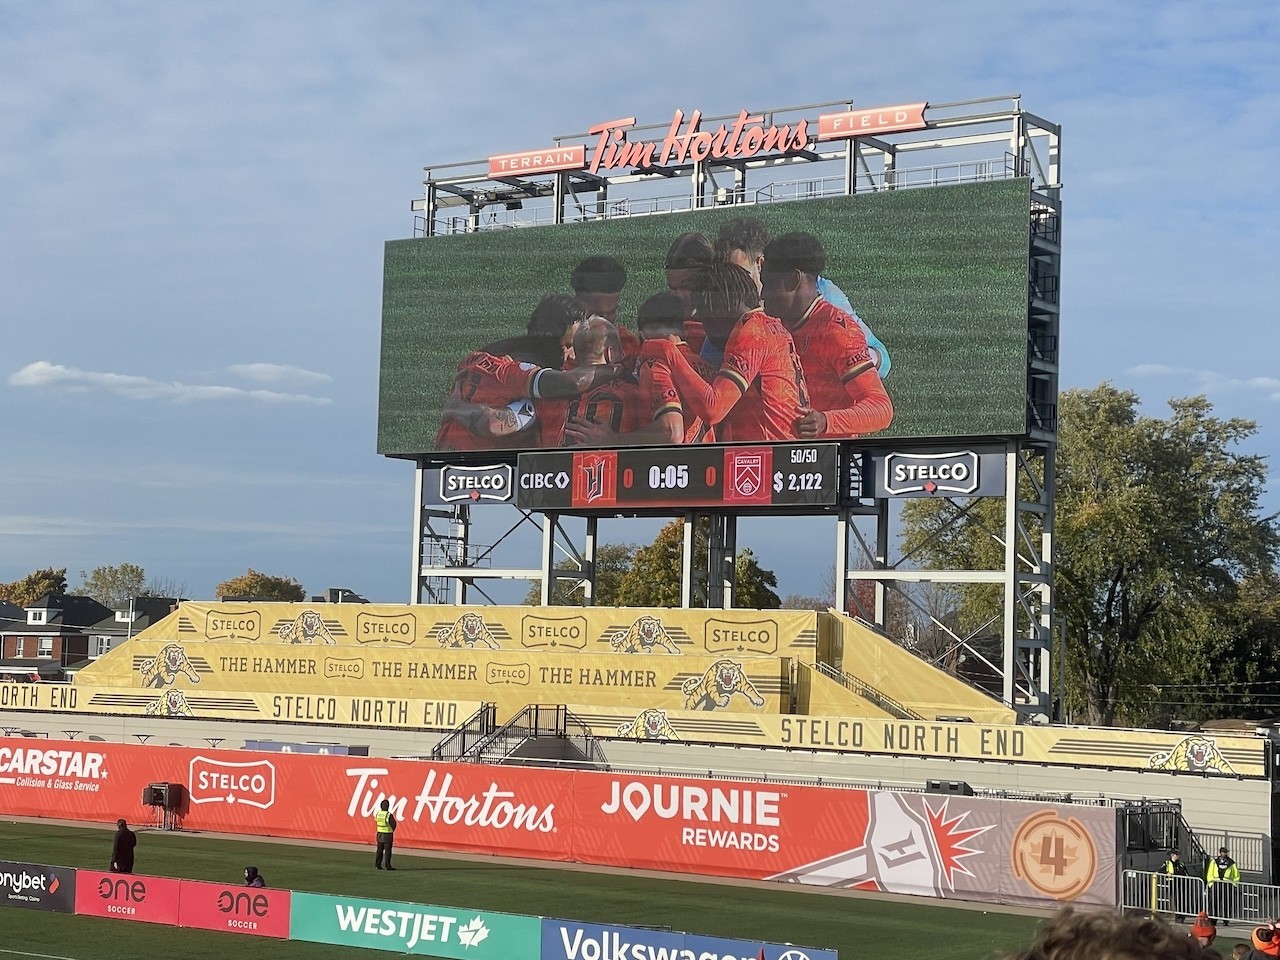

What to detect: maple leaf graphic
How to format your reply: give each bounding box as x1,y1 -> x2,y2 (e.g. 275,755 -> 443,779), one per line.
458,917 -> 490,948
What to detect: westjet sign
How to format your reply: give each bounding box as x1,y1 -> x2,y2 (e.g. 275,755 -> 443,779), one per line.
541,918 -> 837,960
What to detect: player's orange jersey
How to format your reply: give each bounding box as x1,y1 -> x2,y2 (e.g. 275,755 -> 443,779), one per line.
535,370 -> 645,447
435,351 -> 542,452
788,298 -> 893,437
618,326 -> 642,365
639,342 -> 715,443
717,309 -> 809,442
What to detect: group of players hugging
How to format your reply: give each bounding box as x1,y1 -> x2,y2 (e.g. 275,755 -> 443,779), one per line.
434,217 -> 894,453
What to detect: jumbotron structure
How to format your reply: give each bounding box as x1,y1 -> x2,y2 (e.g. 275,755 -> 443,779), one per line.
381,94 -> 1061,721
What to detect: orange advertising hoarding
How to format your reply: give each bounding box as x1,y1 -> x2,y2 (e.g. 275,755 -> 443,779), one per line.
0,739 -> 1116,908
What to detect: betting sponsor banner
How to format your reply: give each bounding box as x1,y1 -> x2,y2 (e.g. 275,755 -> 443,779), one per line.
177,879 -> 292,938
75,870 -> 182,925
289,891 -> 540,958
0,860 -> 76,912
541,919 -> 839,960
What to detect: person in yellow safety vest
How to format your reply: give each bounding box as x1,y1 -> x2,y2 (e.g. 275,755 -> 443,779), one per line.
1207,846 -> 1241,926
374,798 -> 397,871
1161,851 -> 1190,921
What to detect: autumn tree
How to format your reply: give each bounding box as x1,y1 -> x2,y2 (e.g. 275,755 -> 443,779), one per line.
900,384 -> 1280,725
524,543 -> 637,606
0,567 -> 68,607
615,520 -> 781,609
75,563 -> 147,606
216,569 -> 306,602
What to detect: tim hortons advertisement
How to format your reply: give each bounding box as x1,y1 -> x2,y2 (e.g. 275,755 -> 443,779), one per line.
1,741 -> 1117,909
379,178 -> 1033,461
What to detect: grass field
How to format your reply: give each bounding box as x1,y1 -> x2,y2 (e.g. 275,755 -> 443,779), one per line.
0,819 -> 1046,960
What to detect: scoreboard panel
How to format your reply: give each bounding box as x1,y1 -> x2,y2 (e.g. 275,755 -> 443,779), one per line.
516,444 -> 839,511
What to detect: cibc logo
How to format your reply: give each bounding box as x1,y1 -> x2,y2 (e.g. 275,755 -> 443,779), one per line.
189,756 -> 276,809
440,463 -> 513,503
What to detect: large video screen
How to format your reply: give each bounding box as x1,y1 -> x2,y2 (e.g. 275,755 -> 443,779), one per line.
378,178 -> 1031,458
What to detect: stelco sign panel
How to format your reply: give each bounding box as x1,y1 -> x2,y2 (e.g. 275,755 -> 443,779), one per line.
428,463 -> 515,504
872,449 -> 1008,498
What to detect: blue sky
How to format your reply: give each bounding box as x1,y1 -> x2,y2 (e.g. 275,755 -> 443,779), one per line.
2,2 -> 1277,603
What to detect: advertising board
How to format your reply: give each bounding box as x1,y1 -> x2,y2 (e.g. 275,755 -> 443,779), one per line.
289,892 -> 540,958
0,860 -> 76,912
542,919 -> 838,960
74,870 -> 182,925
177,879 -> 292,938
0,740 -> 1119,910
379,179 -> 1033,461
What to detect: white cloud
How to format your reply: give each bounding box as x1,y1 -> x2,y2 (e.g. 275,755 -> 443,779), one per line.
226,362 -> 332,387
8,360 -> 331,405
1124,364 -> 1280,401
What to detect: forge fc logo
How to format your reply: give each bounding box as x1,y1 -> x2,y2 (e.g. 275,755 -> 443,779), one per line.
572,452 -> 617,507
439,464 -> 514,504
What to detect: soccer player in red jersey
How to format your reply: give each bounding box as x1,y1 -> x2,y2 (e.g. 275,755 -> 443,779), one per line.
663,232 -> 716,356
565,293 -> 714,446
539,316 -> 645,447
571,255 -> 641,363
641,262 -> 808,442
759,232 -> 893,439
435,297 -> 624,452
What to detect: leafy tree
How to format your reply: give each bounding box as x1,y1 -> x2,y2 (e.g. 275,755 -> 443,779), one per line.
0,567 -> 68,607
75,563 -> 147,606
524,543 -> 636,606
900,384 -> 1280,725
781,594 -> 831,611
216,569 -> 306,602
615,520 -> 781,609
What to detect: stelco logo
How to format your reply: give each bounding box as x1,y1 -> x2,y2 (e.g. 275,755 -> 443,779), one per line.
440,463 -> 513,503
883,451 -> 980,496
205,608 -> 261,641
189,756 -> 276,809
704,618 -> 778,656
521,614 -> 587,650
356,611 -> 417,646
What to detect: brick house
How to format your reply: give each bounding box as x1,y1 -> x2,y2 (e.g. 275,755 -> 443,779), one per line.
0,594 -> 113,681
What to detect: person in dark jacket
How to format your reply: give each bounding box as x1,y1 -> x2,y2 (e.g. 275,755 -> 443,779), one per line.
1163,851 -> 1191,920
110,819 -> 136,874
1208,847 -> 1242,925
243,866 -> 265,888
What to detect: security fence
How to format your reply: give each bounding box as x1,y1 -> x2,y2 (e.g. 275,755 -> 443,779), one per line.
1123,871 -> 1280,926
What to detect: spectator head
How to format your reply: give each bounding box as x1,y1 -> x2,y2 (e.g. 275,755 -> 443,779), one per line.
570,256 -> 627,324
117,818 -> 127,829
379,799 -> 390,811
527,294 -> 588,339
1003,907 -> 1204,960
636,292 -> 687,341
1190,913 -> 1216,946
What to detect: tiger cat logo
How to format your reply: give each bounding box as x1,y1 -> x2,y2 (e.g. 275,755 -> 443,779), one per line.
139,644 -> 201,688
277,610 -> 336,645
611,616 -> 682,654
681,659 -> 765,711
615,708 -> 679,740
145,689 -> 193,717
438,612 -> 500,649
1148,735 -> 1235,774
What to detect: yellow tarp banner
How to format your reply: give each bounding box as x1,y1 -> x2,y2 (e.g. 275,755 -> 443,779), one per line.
71,640 -> 790,718
120,602 -> 820,661
0,681 -> 478,730
571,703 -> 1266,777
832,612 -> 1016,724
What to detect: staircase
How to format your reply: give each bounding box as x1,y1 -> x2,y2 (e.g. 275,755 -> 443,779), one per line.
815,661 -> 924,721
434,703 -> 609,770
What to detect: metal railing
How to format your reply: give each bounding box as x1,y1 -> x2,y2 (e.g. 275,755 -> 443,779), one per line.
814,661 -> 922,720
1123,871 -> 1280,925
429,702 -> 497,762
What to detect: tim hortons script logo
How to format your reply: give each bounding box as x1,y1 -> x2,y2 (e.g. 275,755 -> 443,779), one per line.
586,110 -> 810,175
345,768 -> 555,833
188,756 -> 276,809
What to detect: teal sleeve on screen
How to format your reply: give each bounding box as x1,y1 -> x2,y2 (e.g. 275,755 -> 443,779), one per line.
816,276 -> 891,379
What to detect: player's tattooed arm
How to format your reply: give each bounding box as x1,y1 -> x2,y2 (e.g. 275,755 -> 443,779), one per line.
538,362 -> 630,399
442,396 -> 525,437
